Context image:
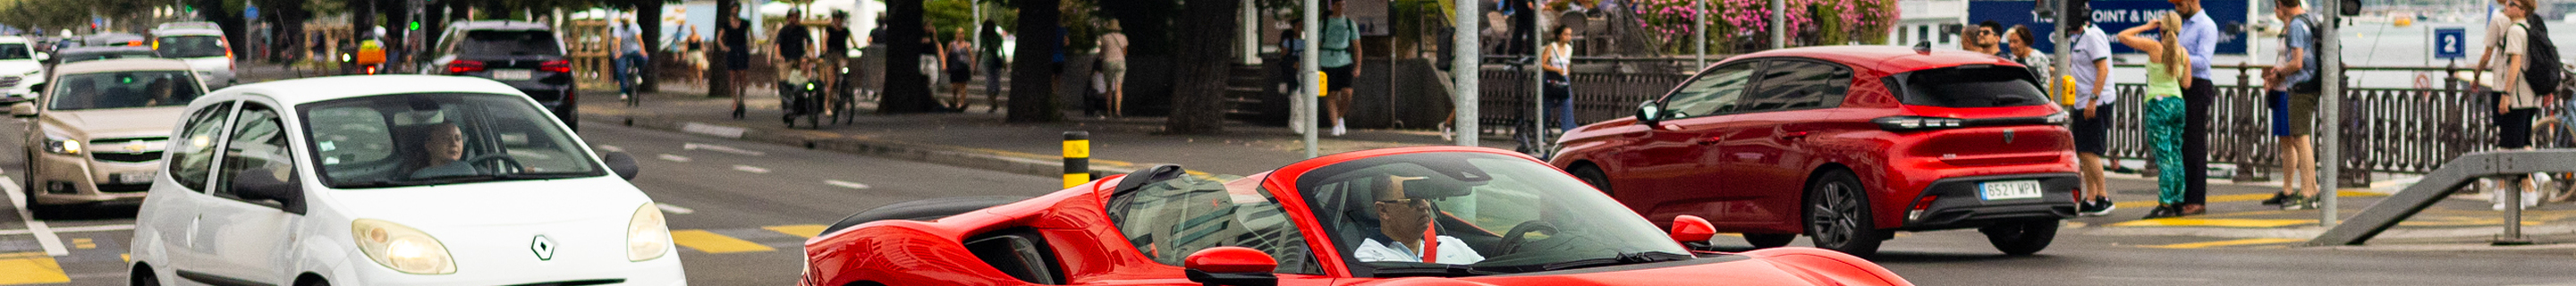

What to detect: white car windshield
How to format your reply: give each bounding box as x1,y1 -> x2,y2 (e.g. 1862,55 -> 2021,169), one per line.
47,71 -> 202,111
299,93 -> 603,188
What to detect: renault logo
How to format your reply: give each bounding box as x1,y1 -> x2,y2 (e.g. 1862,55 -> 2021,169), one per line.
530,235 -> 555,261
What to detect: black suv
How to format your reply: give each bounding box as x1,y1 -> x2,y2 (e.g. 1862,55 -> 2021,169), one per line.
423,21 -> 580,130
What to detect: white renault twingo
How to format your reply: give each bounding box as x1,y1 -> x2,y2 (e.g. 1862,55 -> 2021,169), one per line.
128,75 -> 681,285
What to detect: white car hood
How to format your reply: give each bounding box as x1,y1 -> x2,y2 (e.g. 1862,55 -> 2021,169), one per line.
320,176 -> 651,227
0,60 -> 38,76
180,57 -> 232,72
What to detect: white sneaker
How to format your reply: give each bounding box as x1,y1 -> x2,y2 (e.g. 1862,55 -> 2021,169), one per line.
1440,125 -> 1454,141
1333,122 -> 1347,136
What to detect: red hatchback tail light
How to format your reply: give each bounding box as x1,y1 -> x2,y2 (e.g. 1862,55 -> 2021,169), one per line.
540,60 -> 572,73
447,60 -> 486,74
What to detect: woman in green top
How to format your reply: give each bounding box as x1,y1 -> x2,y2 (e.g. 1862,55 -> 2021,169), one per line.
2120,12 -> 2197,218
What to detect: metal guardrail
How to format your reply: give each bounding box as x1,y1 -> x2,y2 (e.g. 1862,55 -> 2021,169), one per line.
2308,149 -> 2576,246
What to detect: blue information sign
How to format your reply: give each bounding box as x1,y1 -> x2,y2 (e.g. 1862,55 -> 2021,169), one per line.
2434,28 -> 2468,60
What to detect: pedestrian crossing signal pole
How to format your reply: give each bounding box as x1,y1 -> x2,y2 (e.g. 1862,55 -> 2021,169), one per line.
1063,131 -> 1090,188
1301,0 -> 1321,158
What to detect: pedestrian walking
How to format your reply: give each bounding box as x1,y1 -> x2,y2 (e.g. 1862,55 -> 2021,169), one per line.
2260,0 -> 2322,210
2485,0 -> 2547,209
612,15 -> 649,101
1975,21 -> 2008,58
1321,0 -> 1361,136
2172,0 -> 2221,216
2006,25 -> 2052,83
1098,21 -> 1130,116
1279,21 -> 1311,135
980,21 -> 1010,114
1539,25 -> 1576,133
2121,12 -> 2195,219
947,28 -> 977,111
2067,11 -> 2118,216
724,16 -> 753,119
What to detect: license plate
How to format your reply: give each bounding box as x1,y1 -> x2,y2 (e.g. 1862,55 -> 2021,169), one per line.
1979,181 -> 2043,200
493,69 -> 532,80
113,172 -> 157,184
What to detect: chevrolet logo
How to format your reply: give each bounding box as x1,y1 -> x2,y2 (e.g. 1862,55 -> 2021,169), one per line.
124,141 -> 148,153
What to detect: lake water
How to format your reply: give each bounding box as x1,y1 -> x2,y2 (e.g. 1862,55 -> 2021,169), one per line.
2099,18 -> 2575,89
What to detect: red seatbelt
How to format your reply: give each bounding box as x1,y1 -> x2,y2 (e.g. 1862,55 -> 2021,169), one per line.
1420,222 -> 1439,264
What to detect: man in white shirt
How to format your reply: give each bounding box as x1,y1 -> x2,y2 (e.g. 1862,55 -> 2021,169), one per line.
1350,175 -> 1485,265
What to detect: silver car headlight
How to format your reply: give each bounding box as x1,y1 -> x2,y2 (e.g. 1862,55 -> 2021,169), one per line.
41,134 -> 80,155
628,203 -> 673,261
352,219 -> 457,274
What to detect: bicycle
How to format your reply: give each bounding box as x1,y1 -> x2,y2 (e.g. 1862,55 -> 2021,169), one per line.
623,60 -> 644,107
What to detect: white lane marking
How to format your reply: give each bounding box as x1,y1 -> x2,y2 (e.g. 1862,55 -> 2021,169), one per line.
2085,276 -> 2215,282
657,154 -> 692,163
597,145 -> 624,153
0,223 -> 134,235
654,203 -> 696,214
732,165 -> 771,173
684,143 -> 767,156
0,177 -> 69,257
680,122 -> 749,139
825,180 -> 871,189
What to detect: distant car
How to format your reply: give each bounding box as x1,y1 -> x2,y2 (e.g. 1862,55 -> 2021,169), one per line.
1549,46 -> 2078,257
156,21 -> 222,31
44,46 -> 158,76
82,33 -> 146,47
10,59 -> 206,217
127,75 -> 680,285
0,36 -> 48,103
423,20 -> 578,130
801,147 -> 1912,286
149,25 -> 238,89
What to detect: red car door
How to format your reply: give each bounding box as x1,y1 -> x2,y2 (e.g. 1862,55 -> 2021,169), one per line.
1709,59 -> 1854,231
1616,62 -> 1762,223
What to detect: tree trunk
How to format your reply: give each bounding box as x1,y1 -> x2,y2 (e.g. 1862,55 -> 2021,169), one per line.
636,1 -> 663,93
190,0 -> 248,62
1163,0 -> 1238,133
708,0 -> 736,98
1005,0 -> 1063,122
879,0 -> 945,114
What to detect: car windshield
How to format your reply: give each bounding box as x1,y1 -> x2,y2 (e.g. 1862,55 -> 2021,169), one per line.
1298,152 -> 1690,276
0,44 -> 30,60
1894,65 -> 2048,108
46,71 -> 201,111
300,93 -> 603,189
154,36 -> 226,58
459,30 -> 562,56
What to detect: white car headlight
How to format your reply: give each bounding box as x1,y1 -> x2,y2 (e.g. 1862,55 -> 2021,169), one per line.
628,203 -> 673,261
352,219 -> 457,274
41,134 -> 79,155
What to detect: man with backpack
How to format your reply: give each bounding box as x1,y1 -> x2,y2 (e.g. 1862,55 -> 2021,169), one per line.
2261,0 -> 2321,210
2481,0 -> 2555,207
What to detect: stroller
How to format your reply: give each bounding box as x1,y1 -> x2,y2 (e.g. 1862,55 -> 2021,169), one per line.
780,68 -> 826,129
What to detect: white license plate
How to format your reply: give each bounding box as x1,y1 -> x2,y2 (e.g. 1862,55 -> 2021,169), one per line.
492,69 -> 532,80
113,172 -> 156,184
1979,181 -> 2044,200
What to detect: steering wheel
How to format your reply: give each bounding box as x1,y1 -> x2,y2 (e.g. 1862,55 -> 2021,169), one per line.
1498,221 -> 1562,255
462,154 -> 524,173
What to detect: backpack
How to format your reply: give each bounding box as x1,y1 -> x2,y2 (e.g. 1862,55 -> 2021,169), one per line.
2522,21 -> 2563,97
2290,14 -> 2326,93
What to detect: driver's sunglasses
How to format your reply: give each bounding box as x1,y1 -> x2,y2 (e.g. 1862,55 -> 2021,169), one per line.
1377,198 -> 1430,207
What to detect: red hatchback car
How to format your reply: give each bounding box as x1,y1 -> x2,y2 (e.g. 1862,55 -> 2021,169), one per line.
799,147 -> 1912,286
1548,46 -> 2079,257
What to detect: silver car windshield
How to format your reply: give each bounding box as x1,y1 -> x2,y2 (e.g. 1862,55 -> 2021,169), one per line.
47,71 -> 202,111
299,93 -> 603,189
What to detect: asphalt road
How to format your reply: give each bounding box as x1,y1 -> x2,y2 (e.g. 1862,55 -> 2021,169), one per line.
0,116 -> 2571,285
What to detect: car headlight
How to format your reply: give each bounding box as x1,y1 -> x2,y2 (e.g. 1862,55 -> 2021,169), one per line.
628,203 -> 672,261
41,134 -> 79,155
352,219 -> 457,274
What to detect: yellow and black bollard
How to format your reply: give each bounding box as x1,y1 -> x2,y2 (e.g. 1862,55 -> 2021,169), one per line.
1063,131 -> 1090,188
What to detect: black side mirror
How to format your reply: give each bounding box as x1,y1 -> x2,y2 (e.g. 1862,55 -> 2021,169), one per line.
604,151 -> 640,181
234,166 -> 306,214
1634,101 -> 1662,126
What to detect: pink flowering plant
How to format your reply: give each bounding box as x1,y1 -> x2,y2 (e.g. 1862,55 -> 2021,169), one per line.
1626,0 -> 1897,53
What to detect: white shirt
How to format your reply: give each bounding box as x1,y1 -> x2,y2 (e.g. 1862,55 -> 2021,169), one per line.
1352,236 -> 1484,265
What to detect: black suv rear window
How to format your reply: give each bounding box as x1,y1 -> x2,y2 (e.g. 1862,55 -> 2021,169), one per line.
459,30 -> 562,56
156,36 -> 227,58
1894,65 -> 2046,108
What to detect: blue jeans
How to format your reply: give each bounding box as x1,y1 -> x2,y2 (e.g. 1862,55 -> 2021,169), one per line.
1548,96 -> 1576,131
613,52 -> 645,95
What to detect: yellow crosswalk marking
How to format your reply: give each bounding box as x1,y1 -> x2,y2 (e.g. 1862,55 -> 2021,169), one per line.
72,239 -> 93,249
2140,238 -> 2306,248
668,230 -> 775,253
2109,218 -> 2316,228
765,224 -> 829,239
0,252 -> 71,285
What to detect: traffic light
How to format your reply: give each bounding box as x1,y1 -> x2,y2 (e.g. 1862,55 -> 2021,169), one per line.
409,21 -> 420,30
2339,0 -> 2361,16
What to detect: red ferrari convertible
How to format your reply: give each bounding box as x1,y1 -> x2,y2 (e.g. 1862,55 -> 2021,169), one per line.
798,147 -> 1911,286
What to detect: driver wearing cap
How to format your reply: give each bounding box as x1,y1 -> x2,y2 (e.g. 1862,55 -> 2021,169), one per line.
1352,175 -> 1485,265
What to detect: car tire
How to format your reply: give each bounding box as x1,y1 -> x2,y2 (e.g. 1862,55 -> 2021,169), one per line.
1742,233 -> 1796,248
1803,169 -> 1885,257
821,196 -> 1032,236
1570,164 -> 1612,196
1979,219 -> 2059,256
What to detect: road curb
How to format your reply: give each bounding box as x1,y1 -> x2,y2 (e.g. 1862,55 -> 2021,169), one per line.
598,114 -> 1135,181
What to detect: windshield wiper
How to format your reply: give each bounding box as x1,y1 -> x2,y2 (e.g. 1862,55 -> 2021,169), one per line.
1370,263 -> 1504,278
1535,251 -> 1693,271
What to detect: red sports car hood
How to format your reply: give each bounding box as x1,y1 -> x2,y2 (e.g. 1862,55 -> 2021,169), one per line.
1355,248 -> 1909,286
